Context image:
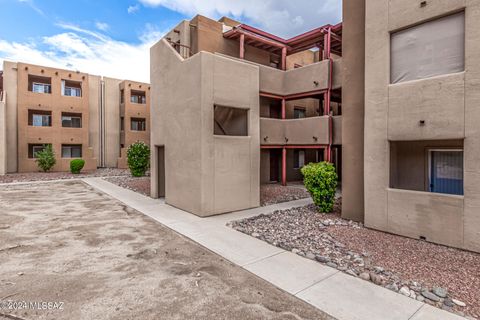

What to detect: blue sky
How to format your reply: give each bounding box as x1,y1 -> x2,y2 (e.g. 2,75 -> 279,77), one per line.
0,0 -> 342,82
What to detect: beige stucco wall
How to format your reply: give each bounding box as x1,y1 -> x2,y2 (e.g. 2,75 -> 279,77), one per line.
0,92 -> 6,175
260,116 -> 331,145
364,0 -> 480,252
88,74 -> 101,167
3,61 -> 18,173
341,0 -> 365,222
151,39 -> 259,216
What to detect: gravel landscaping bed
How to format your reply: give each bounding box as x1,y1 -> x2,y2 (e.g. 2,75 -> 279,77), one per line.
260,183 -> 310,206
229,200 -> 480,319
104,176 -> 151,196
0,168 -> 130,184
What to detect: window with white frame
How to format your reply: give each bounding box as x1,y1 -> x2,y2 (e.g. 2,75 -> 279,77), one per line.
28,144 -> 48,158
130,118 -> 146,131
28,110 -> 51,127
61,113 -> 82,128
62,80 -> 82,97
28,75 -> 52,94
294,150 -> 305,169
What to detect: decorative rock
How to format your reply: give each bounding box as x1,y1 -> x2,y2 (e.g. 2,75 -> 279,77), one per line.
386,283 -> 399,292
305,252 -> 316,260
292,249 -> 301,255
373,266 -> 384,273
421,291 -> 441,302
346,270 -> 357,277
315,255 -> 330,263
452,298 -> 466,307
337,266 -> 348,272
399,286 -> 411,297
370,273 -> 385,286
251,232 -> 260,238
432,287 -> 448,298
416,295 -> 425,302
443,299 -> 454,308
359,272 -> 370,281
326,262 -> 338,268
409,290 -> 416,300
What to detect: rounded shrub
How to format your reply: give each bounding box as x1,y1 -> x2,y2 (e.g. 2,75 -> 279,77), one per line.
300,161 -> 338,213
35,144 -> 56,172
127,141 -> 150,177
70,159 -> 85,174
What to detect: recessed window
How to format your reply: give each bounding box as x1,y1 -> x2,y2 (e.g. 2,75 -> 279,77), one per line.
130,118 -> 146,131
120,116 -> 124,131
62,80 -> 82,97
28,110 -> 51,127
61,144 -> 82,158
28,75 -> 51,94
391,12 -> 465,83
28,144 -> 49,158
294,150 -> 305,169
120,89 -> 125,104
214,105 -> 248,136
428,149 -> 463,195
130,90 -> 146,104
62,112 -> 82,128
294,107 -> 306,119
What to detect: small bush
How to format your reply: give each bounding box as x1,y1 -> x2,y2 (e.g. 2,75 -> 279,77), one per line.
127,141 -> 150,177
35,144 -> 56,172
301,161 -> 338,213
70,159 -> 85,174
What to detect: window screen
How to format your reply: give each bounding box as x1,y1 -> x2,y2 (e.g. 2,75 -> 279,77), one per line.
391,12 -> 465,84
429,150 -> 463,195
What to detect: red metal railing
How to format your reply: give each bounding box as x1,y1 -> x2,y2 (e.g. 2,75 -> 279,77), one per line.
167,40 -> 192,59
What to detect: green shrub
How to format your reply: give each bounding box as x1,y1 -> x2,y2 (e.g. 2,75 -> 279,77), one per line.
127,141 -> 150,177
35,144 -> 56,172
70,159 -> 85,174
301,161 -> 338,213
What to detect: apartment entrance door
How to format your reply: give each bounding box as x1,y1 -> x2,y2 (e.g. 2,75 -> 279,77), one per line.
157,146 -> 165,198
270,149 -> 281,182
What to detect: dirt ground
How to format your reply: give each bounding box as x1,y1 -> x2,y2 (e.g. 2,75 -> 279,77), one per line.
0,181 -> 332,320
0,168 -> 130,184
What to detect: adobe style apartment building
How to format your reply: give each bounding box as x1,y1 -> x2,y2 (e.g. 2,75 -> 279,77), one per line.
150,15 -> 344,216
348,0 -> 479,253
0,61 -> 150,173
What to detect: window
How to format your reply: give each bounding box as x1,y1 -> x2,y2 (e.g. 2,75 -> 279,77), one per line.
120,117 -> 124,131
294,150 -> 305,169
391,12 -> 465,83
294,107 -> 306,119
62,80 -> 82,97
429,149 -> 463,195
61,144 -> 82,158
269,55 -> 279,69
120,89 -> 125,103
61,113 -> 82,128
28,110 -> 51,127
28,75 -> 51,94
28,144 -> 48,158
131,118 -> 146,131
214,105 -> 248,136
130,90 -> 146,104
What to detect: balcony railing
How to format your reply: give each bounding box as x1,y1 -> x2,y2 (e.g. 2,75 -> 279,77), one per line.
167,40 -> 192,59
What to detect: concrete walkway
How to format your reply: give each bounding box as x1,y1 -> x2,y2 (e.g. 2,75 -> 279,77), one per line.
83,177 -> 466,320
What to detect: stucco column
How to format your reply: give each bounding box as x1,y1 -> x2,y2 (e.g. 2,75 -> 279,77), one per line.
239,34 -> 245,59
282,147 -> 287,186
281,47 -> 287,70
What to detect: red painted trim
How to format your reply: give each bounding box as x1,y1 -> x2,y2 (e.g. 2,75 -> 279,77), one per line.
282,147 -> 287,186
281,98 -> 286,119
281,47 -> 287,70
260,89 -> 327,101
239,34 -> 245,59
261,145 -> 327,149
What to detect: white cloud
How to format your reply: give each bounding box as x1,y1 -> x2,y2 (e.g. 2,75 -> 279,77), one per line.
0,24 -> 165,82
95,22 -> 110,31
128,4 -> 140,14
139,0 -> 342,38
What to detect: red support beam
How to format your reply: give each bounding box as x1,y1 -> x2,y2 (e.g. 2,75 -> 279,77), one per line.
282,147 -> 287,186
281,98 -> 286,119
261,145 -> 327,149
239,33 -> 245,59
281,47 -> 287,70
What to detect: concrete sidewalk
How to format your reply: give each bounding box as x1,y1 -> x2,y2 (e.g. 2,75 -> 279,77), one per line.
83,177 -> 465,320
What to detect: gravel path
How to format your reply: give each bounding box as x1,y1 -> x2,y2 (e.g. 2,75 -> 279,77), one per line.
104,176 -> 151,196
229,200 -> 480,319
260,183 -> 310,206
0,168 -> 130,184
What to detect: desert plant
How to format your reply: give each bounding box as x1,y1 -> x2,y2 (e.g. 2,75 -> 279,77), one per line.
35,144 -> 56,172
70,159 -> 85,174
301,161 -> 338,213
127,141 -> 150,177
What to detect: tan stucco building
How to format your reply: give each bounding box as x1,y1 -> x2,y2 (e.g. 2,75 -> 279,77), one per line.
150,15 -> 343,216
0,61 -> 150,173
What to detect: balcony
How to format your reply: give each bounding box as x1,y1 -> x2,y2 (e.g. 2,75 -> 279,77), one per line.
260,116 -> 333,146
